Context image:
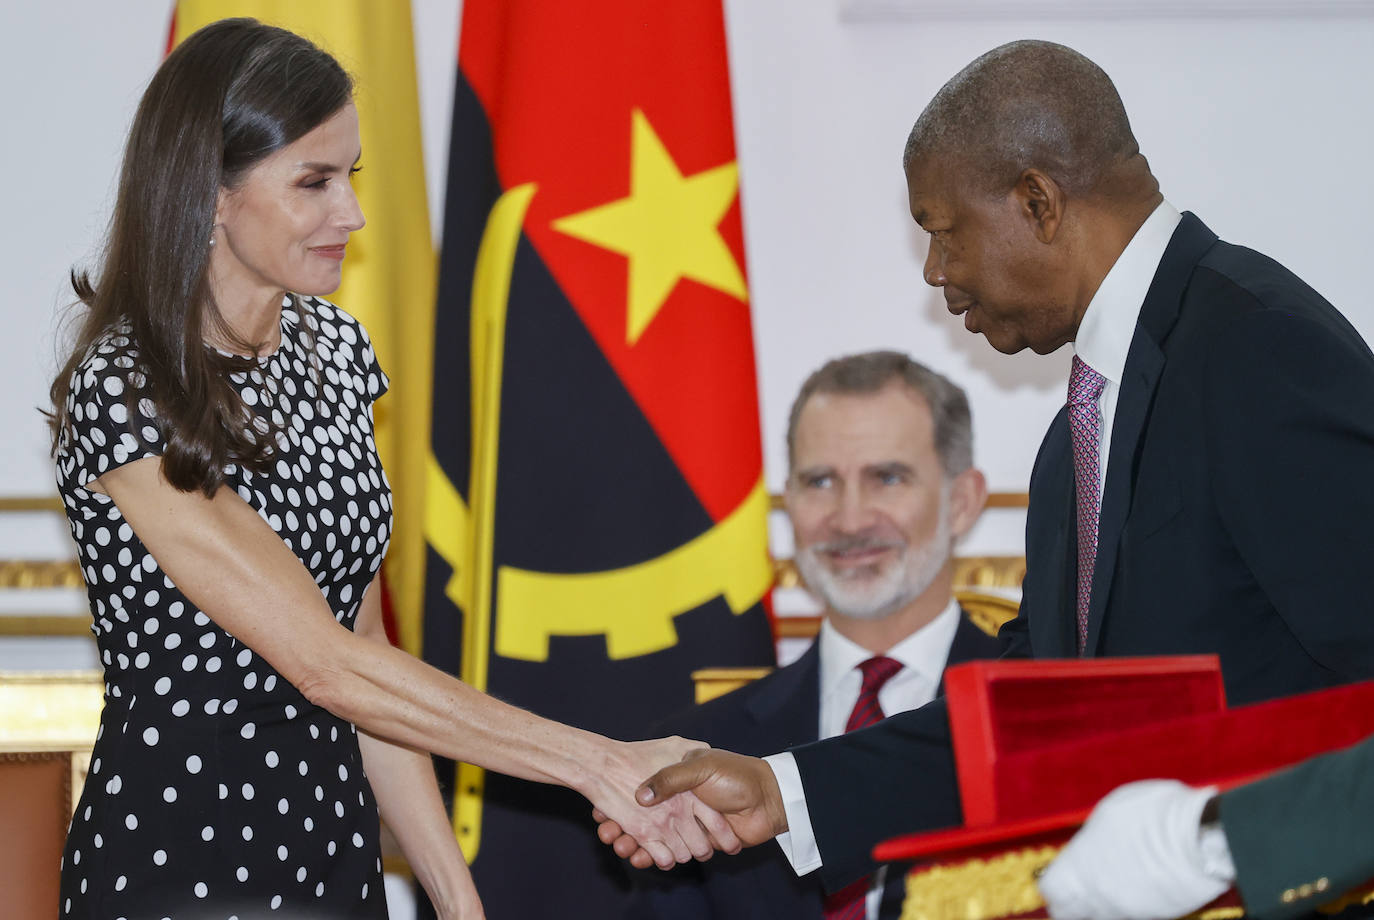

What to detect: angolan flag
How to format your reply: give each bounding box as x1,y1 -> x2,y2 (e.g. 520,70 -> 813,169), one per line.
420,1 -> 776,915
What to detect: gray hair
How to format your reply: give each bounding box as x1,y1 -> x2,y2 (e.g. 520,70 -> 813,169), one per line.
786,351 -> 973,478
903,40 -> 1139,196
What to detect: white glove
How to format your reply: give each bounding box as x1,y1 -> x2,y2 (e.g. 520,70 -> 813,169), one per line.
1038,779 -> 1235,920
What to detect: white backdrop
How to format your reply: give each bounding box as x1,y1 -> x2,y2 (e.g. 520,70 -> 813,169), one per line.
4,1 -> 1374,671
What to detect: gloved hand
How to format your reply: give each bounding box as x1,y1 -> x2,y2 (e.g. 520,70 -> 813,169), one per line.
1038,779 -> 1235,920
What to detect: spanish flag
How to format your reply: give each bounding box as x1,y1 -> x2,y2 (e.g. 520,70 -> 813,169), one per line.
170,1 -> 436,653
422,1 -> 776,915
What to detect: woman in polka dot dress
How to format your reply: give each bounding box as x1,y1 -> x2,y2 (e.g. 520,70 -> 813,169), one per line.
48,19 -> 736,920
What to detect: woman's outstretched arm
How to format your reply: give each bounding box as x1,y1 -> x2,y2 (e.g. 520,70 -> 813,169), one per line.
93,456 -> 740,869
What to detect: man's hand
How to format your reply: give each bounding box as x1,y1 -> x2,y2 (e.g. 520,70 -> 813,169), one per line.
594,748 -> 788,869
581,737 -> 743,870
1038,779 -> 1234,920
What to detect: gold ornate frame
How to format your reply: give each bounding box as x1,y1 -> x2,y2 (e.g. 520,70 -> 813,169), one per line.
0,495 -> 90,637
0,671 -> 102,812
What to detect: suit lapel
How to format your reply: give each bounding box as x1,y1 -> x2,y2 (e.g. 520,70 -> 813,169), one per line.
1028,408 -> 1079,657
744,640 -> 821,747
1083,331 -> 1163,653
741,643 -> 824,920
937,609 -> 1009,695
1083,213 -> 1219,653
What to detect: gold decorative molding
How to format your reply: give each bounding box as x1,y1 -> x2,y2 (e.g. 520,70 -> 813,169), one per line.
0,498 -> 89,635
0,559 -> 84,590
0,493 -> 1026,638
692,589 -> 1019,698
0,616 -> 91,637
0,671 -> 104,753
8,491 -> 1027,517
0,496 -> 64,513
775,555 -> 1025,597
955,591 -> 1020,638
769,590 -> 1017,644
774,556 -> 804,590
0,672 -> 102,814
769,492 -> 1028,513
690,667 -> 774,704
775,616 -> 822,640
952,556 -> 1025,590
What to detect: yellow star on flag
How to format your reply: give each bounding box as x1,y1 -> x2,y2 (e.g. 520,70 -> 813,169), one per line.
552,109 -> 748,344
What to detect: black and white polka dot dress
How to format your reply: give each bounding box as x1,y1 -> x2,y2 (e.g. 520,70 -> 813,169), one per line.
55,297 -> 393,918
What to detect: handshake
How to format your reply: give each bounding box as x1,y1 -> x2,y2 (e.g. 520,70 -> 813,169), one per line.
588,739 -> 1237,920
585,739 -> 783,870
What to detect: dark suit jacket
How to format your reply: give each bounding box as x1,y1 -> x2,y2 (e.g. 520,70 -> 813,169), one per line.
1221,733 -> 1374,919
624,610 -> 1002,920
791,213 -> 1374,891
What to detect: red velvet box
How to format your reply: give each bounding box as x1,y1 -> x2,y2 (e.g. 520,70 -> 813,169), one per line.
874,657 -> 1374,920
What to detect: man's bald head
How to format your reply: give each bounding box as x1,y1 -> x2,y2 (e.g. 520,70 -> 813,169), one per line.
904,40 -> 1140,197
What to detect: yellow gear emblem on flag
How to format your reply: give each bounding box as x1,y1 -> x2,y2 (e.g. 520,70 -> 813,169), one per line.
495,478 -> 771,661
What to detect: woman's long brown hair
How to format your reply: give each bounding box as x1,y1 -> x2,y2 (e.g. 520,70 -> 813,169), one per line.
48,18 -> 353,497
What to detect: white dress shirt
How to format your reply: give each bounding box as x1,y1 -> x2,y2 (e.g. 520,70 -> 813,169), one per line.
1072,200 -> 1181,502
764,201 -> 1185,884
765,598 -> 961,915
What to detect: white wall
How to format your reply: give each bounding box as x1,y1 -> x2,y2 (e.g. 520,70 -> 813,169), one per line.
5,2 -> 1374,666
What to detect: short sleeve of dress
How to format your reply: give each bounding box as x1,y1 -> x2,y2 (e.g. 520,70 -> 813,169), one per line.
357,322 -> 389,404
306,297 -> 389,405
56,333 -> 166,491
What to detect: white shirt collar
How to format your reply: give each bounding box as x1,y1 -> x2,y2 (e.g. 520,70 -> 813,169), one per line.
817,597 -> 962,703
1073,200 -> 1182,384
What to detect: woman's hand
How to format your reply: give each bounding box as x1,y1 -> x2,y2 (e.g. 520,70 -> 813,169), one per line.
594,747 -> 787,869
579,736 -> 743,869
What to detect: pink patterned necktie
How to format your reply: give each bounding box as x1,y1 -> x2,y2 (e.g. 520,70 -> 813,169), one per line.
823,656 -> 904,920
1068,355 -> 1108,655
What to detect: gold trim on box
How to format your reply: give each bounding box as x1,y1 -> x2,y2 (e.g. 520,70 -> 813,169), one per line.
900,845 -> 1248,920
901,845 -> 1059,920
898,843 -> 1374,920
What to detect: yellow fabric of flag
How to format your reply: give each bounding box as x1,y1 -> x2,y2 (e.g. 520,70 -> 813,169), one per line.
172,2 -> 435,654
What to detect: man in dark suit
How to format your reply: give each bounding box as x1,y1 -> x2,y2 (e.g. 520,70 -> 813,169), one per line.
625,352 -> 1002,920
597,37 -> 1374,896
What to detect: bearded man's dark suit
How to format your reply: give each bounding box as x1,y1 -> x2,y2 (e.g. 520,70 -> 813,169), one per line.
788,213 -> 1374,891
625,611 -> 1002,920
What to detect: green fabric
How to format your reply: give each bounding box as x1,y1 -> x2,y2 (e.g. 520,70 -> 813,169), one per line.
1221,735 -> 1374,919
